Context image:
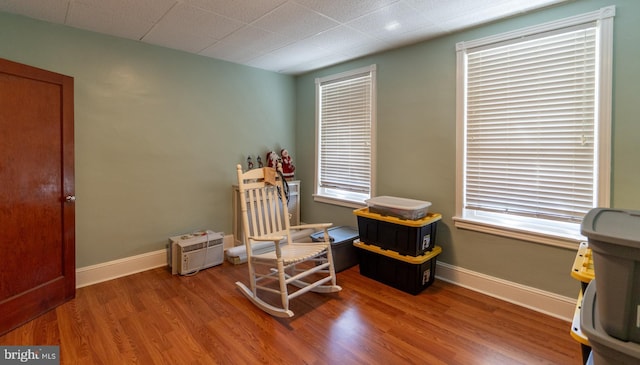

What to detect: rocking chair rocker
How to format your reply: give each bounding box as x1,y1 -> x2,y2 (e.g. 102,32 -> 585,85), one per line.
235,164 -> 342,317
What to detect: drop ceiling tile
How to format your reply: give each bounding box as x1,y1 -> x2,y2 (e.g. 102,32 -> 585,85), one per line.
279,52 -> 356,74
143,28 -> 218,54
147,3 -> 245,42
346,1 -> 433,41
0,0 -> 571,74
251,1 -> 340,41
185,0 -> 287,23
294,0 -> 400,22
247,40 -> 334,72
73,0 -> 175,23
67,2 -> 158,40
245,51 -> 300,73
374,21 -> 444,47
199,41 -> 251,64
267,41 -> 334,65
403,0 -> 476,13
0,0 -> 69,23
199,25 -> 294,63
305,25 -> 376,53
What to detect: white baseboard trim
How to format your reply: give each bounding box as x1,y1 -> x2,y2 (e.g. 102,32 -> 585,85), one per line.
436,261 -> 575,322
75,239 -> 576,322
75,249 -> 167,288
76,234 -> 237,288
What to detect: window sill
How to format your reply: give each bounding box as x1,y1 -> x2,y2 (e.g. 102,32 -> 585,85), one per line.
313,194 -> 365,209
453,214 -> 583,250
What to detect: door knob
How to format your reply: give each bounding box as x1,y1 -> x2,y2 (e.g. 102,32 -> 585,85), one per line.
65,195 -> 76,203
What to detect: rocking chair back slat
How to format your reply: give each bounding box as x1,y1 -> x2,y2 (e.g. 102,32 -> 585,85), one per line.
243,182 -> 288,240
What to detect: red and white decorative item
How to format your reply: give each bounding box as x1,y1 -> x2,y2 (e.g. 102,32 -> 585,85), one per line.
280,149 -> 295,180
266,151 -> 279,169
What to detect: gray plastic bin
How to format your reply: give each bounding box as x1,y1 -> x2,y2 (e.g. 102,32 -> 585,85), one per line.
581,208 -> 640,342
581,280 -> 640,365
310,226 -> 359,273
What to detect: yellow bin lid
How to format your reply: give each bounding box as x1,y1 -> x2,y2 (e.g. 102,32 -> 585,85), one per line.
354,241 -> 442,264
353,207 -> 442,227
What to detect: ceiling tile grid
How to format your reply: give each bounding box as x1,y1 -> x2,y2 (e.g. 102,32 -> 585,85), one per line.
66,2 -> 163,40
250,2 -> 341,41
184,0 -> 287,23
142,2 -> 245,53
199,25 -> 294,64
0,0 -> 568,74
294,0 -> 401,23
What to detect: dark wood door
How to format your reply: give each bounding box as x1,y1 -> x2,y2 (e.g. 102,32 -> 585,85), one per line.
0,58 -> 75,336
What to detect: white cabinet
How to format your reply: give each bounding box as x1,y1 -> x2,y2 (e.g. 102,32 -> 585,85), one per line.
232,180 -> 300,246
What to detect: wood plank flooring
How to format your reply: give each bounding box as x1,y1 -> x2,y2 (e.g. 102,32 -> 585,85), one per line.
0,261 -> 583,364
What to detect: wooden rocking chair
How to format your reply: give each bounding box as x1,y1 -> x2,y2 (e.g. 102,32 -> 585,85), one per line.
235,164 -> 341,317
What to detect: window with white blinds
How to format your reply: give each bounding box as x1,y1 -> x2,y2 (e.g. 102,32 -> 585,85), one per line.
455,7 -> 614,247
315,65 -> 376,207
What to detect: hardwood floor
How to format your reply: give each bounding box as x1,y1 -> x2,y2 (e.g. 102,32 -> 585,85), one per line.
0,261 -> 583,364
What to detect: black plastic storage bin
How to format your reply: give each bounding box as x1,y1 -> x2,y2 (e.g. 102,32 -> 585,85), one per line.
310,226 -> 359,272
354,208 -> 440,256
354,242 -> 441,295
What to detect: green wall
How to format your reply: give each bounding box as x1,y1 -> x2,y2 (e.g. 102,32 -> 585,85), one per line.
0,12 -> 296,267
295,0 -> 640,298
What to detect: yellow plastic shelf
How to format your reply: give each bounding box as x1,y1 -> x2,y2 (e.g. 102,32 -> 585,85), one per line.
571,241 -> 595,283
570,289 -> 590,346
354,241 -> 442,263
353,207 -> 442,227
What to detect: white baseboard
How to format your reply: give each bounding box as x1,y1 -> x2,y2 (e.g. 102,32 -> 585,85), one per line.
76,234 -> 237,288
436,261 -> 575,322
75,249 -> 167,288
75,238 -> 576,322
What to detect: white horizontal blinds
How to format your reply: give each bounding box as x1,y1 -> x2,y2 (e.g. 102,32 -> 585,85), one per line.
465,25 -> 597,222
319,71 -> 372,194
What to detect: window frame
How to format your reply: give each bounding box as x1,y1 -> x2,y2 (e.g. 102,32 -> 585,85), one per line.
454,6 -> 614,249
313,65 -> 377,208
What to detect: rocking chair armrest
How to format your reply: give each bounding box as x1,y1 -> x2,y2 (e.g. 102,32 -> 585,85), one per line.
249,235 -> 286,243
289,223 -> 333,231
